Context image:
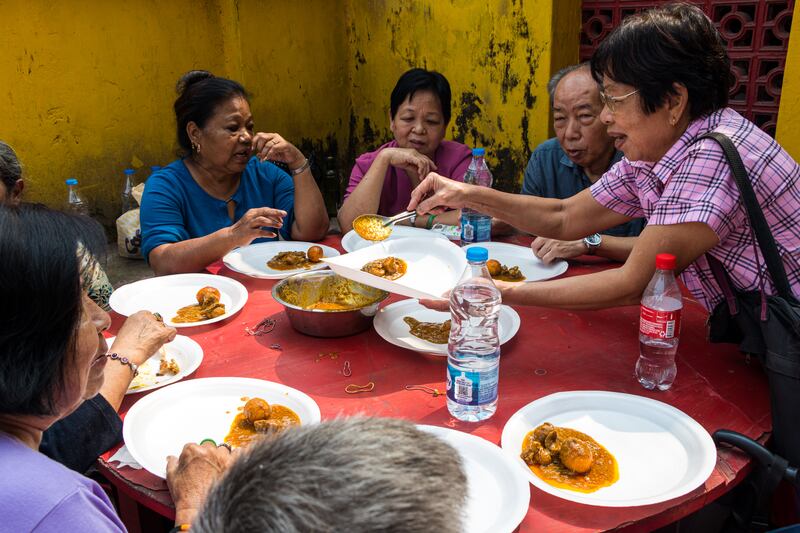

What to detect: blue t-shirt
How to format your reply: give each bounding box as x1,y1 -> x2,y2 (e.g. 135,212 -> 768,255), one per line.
522,138 -> 645,237
140,157 -> 295,262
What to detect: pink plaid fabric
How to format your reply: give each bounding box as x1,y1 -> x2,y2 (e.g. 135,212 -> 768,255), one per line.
591,107 -> 800,311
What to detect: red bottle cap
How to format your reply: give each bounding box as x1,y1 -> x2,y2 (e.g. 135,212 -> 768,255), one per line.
655,253 -> 676,270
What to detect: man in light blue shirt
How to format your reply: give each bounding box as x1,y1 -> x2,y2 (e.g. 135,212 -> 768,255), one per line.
517,63 -> 645,263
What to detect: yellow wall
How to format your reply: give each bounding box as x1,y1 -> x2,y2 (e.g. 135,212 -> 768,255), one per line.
1,0 -> 582,229
776,1 -> 800,161
0,0 -> 226,225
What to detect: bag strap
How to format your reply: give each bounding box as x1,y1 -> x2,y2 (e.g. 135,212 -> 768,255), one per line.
699,132 -> 794,300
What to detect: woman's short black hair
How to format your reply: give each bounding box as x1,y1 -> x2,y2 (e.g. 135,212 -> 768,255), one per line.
0,203 -> 106,416
390,68 -> 452,123
0,141 -> 22,191
174,70 -> 249,154
590,2 -> 734,119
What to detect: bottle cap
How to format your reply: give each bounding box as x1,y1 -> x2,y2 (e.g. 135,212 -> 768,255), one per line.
655,253 -> 676,270
124,168 -> 136,175
466,246 -> 489,262
472,148 -> 485,157
150,165 -> 162,172
65,178 -> 78,186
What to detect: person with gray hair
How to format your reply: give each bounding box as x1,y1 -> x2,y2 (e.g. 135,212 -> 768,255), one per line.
495,63 -> 645,263
0,141 -> 24,203
184,417 -> 467,533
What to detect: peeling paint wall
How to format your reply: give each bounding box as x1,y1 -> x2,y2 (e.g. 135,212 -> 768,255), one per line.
0,0 -> 226,228
345,0 -> 575,193
776,2 -> 800,161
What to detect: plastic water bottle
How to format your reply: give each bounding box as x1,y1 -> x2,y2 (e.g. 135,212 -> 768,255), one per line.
65,178 -> 89,216
460,148 -> 493,245
121,168 -> 136,214
447,246 -> 502,421
636,253 -> 683,391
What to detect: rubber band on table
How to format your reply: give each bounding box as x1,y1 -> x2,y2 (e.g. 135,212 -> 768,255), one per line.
405,384 -> 444,397
342,360 -> 352,377
245,318 -> 276,336
345,382 -> 374,394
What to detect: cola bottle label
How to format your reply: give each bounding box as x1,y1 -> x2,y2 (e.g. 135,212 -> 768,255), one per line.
639,305 -> 681,339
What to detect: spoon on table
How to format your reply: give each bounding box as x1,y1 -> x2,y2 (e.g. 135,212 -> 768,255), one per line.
352,211 -> 417,241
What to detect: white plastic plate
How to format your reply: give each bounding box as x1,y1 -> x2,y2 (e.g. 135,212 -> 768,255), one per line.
419,425 -> 530,533
123,377 -> 321,478
222,241 -> 340,279
464,242 -> 568,282
109,273 -> 248,328
322,237 -> 467,300
103,335 -> 204,395
500,391 -> 717,507
341,225 -> 449,252
374,299 -> 520,356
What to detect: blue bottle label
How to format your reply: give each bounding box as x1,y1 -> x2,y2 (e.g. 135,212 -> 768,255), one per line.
460,214 -> 491,243
446,363 -> 498,406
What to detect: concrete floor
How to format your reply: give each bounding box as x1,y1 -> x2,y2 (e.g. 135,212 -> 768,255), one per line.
104,244 -> 154,287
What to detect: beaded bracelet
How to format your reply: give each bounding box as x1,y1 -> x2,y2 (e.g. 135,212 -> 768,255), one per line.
425,214 -> 437,229
107,353 -> 139,378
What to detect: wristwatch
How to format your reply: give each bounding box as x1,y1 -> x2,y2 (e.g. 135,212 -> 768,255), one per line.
583,233 -> 602,255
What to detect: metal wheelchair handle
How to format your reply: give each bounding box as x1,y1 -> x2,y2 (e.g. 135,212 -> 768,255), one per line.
713,429 -> 798,486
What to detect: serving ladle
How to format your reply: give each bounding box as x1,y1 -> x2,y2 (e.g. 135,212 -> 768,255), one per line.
352,211 -> 417,241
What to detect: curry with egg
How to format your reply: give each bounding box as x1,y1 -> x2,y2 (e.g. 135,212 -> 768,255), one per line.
521,422 -> 618,493
487,259 -> 526,282
172,286 -> 226,323
224,397 -> 301,448
361,257 -> 407,280
267,246 -> 324,271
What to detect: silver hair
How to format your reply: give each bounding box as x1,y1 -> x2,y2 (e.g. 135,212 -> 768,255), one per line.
193,417 -> 468,533
547,62 -> 591,107
0,141 -> 22,190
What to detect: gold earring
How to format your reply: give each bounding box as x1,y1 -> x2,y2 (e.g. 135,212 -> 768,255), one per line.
192,141 -> 200,154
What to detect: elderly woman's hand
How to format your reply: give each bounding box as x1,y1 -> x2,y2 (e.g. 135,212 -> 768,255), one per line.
167,441 -> 237,526
229,207 -> 287,247
382,148 -> 438,184
110,311 -> 177,366
252,133 -> 305,169
407,172 -> 468,215
531,237 -> 587,264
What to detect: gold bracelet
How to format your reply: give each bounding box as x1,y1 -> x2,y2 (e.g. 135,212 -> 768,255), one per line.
290,158 -> 310,175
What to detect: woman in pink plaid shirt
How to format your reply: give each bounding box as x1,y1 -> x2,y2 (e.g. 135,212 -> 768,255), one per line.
411,3 -> 799,313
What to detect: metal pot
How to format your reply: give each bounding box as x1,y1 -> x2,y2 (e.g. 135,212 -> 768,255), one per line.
272,270 -> 389,337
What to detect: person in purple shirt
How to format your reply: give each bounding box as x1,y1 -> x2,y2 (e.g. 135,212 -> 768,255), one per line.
337,68 -> 472,232
0,204 -> 228,531
411,5 -> 799,313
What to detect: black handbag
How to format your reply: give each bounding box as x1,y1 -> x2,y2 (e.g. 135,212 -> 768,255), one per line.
700,132 -> 800,468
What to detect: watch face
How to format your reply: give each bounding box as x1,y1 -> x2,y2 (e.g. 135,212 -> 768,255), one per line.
585,233 -> 601,246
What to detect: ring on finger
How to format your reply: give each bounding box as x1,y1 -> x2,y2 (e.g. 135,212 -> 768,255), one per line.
218,442 -> 232,452
153,312 -> 163,323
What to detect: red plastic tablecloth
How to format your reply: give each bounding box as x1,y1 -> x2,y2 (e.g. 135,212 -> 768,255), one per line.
99,234 -> 770,532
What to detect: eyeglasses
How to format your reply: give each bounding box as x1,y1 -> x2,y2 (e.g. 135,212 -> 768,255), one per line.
599,88 -> 639,113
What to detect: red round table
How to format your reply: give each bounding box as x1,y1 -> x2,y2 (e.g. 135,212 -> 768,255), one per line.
98,234 -> 771,532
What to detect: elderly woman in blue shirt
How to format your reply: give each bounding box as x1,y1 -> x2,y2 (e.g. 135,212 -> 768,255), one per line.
141,71 -> 329,275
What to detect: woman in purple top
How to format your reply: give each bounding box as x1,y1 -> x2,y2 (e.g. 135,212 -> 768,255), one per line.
0,204 -> 230,531
411,4 -> 799,313
337,68 -> 472,232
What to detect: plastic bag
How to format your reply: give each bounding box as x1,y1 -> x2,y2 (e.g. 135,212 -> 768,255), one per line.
116,183 -> 145,259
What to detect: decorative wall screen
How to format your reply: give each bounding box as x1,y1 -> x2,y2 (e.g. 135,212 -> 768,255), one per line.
580,1 -> 794,136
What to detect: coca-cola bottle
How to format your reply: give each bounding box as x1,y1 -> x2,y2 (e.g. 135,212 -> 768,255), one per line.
636,253 -> 682,391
